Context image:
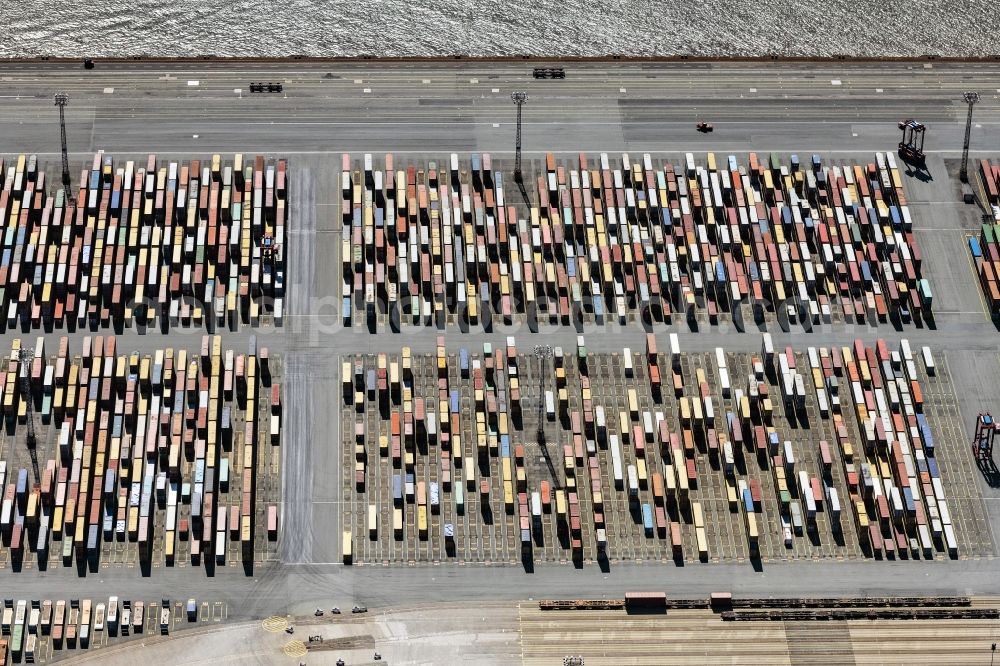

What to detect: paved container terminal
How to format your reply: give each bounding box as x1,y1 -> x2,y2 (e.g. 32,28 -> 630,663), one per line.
0,153 -> 287,334
0,335 -> 281,576
1,61 -> 1000,659
518,602 -> 1000,666
341,334 -> 990,567
343,151 -> 932,332
0,596 -> 228,664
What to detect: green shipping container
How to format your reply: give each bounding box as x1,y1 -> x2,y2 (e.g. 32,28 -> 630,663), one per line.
919,279 -> 932,307
982,224 -> 994,245
850,224 -> 863,245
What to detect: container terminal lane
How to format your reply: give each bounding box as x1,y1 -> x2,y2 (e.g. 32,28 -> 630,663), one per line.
2,60 -> 1000,663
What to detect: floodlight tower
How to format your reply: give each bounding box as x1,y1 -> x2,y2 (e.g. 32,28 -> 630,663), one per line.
533,344 -> 553,441
17,347 -> 40,482
17,348 -> 36,450
54,92 -> 73,203
511,91 -> 528,182
960,91 -> 980,183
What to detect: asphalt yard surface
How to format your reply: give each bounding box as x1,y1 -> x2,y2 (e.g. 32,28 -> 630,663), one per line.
0,61 -> 1000,648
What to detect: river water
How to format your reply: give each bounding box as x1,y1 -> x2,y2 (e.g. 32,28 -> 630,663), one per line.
0,0 -> 997,58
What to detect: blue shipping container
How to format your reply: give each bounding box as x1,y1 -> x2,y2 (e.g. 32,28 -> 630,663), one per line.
642,504 -> 653,535
927,458 -> 940,479
969,237 -> 982,258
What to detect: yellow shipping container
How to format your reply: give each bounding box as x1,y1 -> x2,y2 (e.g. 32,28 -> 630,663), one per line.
52,506 -> 64,535
342,530 -> 353,563
467,289 -> 478,318
856,502 -> 869,527
393,507 -> 403,536
692,502 -> 704,529
417,506 -> 428,537
696,527 -> 708,555
739,396 -> 751,420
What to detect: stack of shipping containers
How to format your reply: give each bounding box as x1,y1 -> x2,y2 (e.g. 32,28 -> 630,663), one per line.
0,335 -> 280,570
343,151 -> 929,329
0,153 -> 286,332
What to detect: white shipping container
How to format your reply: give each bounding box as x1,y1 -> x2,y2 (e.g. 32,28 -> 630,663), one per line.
944,524 -> 958,553
918,524 -> 932,552
627,465 -> 639,497
939,500 -> 951,526
799,471 -> 816,517
609,435 -> 623,487
783,441 -> 795,469
828,487 -> 841,517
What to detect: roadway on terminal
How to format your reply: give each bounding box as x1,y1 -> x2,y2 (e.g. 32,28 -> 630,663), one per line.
1,61 -> 1000,155
1,61 -> 1000,623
